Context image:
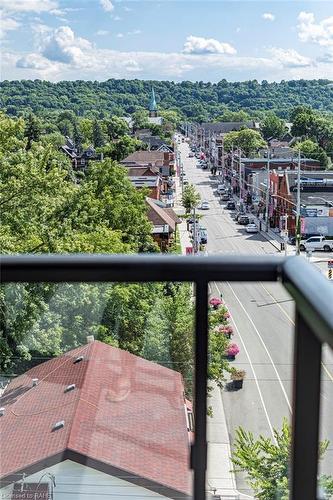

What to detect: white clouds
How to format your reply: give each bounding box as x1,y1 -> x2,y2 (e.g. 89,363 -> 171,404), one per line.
262,13 -> 275,22
116,33 -> 124,38
0,0 -> 57,12
96,30 -> 109,36
269,47 -> 312,68
297,11 -> 333,47
0,12 -> 20,39
183,35 -> 236,55
39,26 -> 92,64
127,29 -> 141,36
100,0 -> 114,13
16,52 -> 55,70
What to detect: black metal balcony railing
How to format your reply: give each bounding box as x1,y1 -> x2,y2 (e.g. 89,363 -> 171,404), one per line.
1,254 -> 333,500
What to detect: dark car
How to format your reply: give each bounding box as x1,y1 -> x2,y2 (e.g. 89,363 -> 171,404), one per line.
226,201 -> 236,210
238,215 -> 250,225
221,193 -> 230,201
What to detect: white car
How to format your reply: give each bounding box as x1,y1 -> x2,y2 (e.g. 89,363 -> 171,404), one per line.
200,201 -> 210,210
246,223 -> 258,233
301,236 -> 333,252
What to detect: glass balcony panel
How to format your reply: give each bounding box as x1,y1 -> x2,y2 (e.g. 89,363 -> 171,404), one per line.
0,281 -> 194,499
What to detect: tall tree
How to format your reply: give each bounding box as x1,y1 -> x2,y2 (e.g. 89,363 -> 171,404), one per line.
261,113 -> 286,140
24,113 -> 41,150
92,119 -> 106,147
181,184 -> 201,213
224,129 -> 267,156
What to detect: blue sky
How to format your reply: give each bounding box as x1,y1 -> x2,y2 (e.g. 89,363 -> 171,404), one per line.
1,0 -> 333,82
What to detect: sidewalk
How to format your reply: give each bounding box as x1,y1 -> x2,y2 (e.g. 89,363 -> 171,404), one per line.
207,383 -> 252,499
174,175 -> 194,254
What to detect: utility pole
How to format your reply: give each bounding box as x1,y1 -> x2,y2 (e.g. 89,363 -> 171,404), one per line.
238,148 -> 242,205
265,150 -> 270,232
296,149 -> 301,255
284,212 -> 288,257
193,206 -> 197,255
221,137 -> 225,180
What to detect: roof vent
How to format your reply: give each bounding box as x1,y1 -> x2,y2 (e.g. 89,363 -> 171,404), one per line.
52,420 -> 65,431
32,378 -> 39,387
86,335 -> 94,343
0,408 -> 5,417
64,384 -> 76,393
73,356 -> 84,364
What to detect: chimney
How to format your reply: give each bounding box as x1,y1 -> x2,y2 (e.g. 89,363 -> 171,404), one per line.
0,408 -> 5,416
32,378 -> 39,387
86,335 -> 94,343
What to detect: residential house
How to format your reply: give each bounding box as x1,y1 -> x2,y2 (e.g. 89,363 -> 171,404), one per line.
122,151 -> 175,179
0,341 -> 192,500
146,198 -> 181,251
61,137 -> 103,170
127,166 -> 162,199
140,135 -> 174,153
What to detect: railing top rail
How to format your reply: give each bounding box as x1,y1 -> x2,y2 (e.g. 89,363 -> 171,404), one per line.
1,254 -> 283,283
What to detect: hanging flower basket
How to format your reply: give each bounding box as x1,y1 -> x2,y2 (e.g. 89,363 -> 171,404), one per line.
226,343 -> 240,361
209,297 -> 223,310
216,325 -> 234,339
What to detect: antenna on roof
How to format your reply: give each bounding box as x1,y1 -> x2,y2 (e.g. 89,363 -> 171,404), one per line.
73,356 -> 84,364
0,408 -> 5,416
32,378 -> 39,387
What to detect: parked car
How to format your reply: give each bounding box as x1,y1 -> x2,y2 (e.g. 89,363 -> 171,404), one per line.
300,236 -> 333,252
246,223 -> 258,233
183,179 -> 189,185
226,201 -> 236,210
217,184 -> 225,194
289,234 -> 321,246
221,193 -> 230,201
200,200 -> 210,210
201,162 -> 208,170
238,215 -> 250,225
188,152 -> 194,158
235,211 -> 246,221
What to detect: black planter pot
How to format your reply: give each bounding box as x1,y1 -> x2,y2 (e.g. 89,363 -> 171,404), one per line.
233,379 -> 244,389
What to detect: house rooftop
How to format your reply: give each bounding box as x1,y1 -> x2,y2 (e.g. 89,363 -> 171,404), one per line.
0,341 -> 190,497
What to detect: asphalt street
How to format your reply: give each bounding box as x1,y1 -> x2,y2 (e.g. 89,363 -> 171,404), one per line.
178,142 -> 333,496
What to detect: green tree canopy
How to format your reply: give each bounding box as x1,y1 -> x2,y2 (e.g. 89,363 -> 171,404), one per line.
224,129 -> 267,156
182,184 -> 201,213
232,419 -> 331,499
261,112 -> 286,140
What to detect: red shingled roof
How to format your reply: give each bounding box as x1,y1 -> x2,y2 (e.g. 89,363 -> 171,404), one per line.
0,341 -> 191,498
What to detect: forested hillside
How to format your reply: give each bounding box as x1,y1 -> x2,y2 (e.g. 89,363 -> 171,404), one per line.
1,78 -> 333,122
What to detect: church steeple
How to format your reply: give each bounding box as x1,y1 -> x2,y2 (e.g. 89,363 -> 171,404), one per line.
149,87 -> 157,117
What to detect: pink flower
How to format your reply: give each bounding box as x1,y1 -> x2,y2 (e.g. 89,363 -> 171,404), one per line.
217,325 -> 233,335
209,297 -> 223,306
226,343 -> 240,356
